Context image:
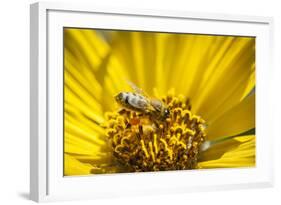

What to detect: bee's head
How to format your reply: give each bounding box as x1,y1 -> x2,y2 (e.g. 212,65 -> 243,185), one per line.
114,92 -> 123,103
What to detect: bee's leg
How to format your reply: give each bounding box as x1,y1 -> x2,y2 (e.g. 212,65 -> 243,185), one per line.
117,108 -> 127,114
126,122 -> 132,129
153,120 -> 160,129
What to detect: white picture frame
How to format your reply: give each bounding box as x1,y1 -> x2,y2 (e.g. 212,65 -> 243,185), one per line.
30,1 -> 274,202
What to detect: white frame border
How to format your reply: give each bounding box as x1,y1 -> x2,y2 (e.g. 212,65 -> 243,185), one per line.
30,2 -> 274,202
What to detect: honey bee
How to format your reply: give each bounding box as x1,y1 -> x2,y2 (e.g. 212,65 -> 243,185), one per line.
114,82 -> 170,121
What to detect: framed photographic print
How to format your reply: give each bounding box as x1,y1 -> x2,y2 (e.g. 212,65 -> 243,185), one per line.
30,2 -> 274,202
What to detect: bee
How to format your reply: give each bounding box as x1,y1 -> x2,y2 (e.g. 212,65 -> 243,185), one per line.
114,82 -> 170,121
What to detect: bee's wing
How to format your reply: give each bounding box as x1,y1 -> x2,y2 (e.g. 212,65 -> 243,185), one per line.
150,99 -> 163,112
126,80 -> 160,112
126,80 -> 149,98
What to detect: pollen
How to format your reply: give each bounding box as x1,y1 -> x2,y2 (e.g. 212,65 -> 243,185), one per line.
104,94 -> 207,172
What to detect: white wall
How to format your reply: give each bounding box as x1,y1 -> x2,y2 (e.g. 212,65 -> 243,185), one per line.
0,0 -> 280,204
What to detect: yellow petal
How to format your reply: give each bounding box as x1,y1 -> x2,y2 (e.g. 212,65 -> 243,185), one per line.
64,28 -> 109,70
198,135 -> 255,168
191,37 -> 255,121
64,89 -> 104,124
64,154 -> 92,176
241,64 -> 255,100
65,50 -> 103,101
109,32 -> 168,96
108,32 -> 141,90
64,119 -> 106,148
206,93 -> 255,140
172,35 -> 218,98
131,32 -> 146,89
65,70 -> 102,112
154,33 -> 169,95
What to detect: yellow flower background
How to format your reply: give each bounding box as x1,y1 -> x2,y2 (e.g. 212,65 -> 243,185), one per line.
64,28 -> 255,176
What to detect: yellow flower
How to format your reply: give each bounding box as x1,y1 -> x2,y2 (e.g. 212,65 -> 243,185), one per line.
63,28 -> 255,176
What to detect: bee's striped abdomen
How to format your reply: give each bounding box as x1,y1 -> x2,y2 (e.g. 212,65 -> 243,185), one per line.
115,92 -> 149,112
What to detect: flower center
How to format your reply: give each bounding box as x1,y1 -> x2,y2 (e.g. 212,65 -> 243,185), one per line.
105,95 -> 207,172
